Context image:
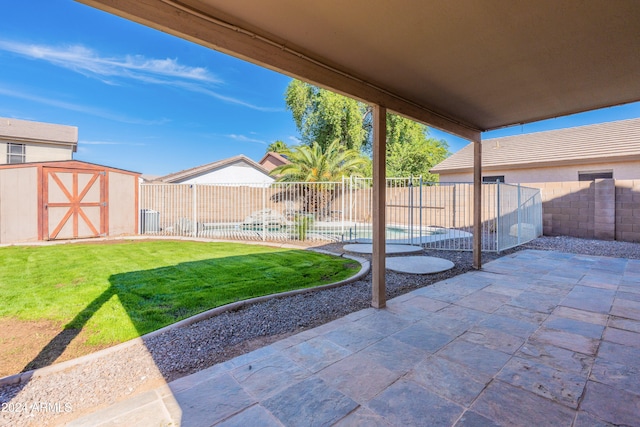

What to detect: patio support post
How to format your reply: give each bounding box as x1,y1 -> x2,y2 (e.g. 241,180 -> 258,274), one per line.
372,104 -> 386,308
473,134 -> 482,269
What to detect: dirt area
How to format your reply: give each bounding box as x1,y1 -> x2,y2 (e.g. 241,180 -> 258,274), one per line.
0,318 -> 112,378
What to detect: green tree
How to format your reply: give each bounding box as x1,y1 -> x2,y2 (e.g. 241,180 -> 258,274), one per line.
386,137 -> 449,181
285,80 -> 368,151
284,79 -> 450,178
266,140 -> 289,154
270,140 -> 368,218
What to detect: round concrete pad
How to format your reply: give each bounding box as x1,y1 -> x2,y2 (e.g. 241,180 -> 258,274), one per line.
386,256 -> 454,274
343,243 -> 423,255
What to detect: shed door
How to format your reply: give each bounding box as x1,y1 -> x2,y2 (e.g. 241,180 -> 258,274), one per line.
43,167 -> 106,240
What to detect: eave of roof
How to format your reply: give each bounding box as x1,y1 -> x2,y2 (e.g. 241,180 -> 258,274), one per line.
431,118 -> 640,174
158,154 -> 271,182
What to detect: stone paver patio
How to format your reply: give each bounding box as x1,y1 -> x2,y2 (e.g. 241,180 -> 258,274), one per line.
69,249 -> 640,426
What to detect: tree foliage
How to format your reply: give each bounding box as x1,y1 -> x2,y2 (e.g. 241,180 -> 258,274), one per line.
271,139 -> 368,183
284,79 -> 450,180
285,80 -> 368,152
266,140 -> 289,153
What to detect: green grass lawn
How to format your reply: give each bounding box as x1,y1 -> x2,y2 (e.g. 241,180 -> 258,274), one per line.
0,240 -> 359,346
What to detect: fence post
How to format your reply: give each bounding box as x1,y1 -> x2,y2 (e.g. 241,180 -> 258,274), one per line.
517,183 -> 522,244
192,184 -> 197,238
341,176 -> 345,238
262,184 -> 267,241
408,176 -> 413,243
419,176 -> 423,245
496,183 -> 500,252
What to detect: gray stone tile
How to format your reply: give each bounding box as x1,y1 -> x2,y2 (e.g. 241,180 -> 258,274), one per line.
609,316 -> 640,333
603,327 -> 640,348
477,313 -> 539,338
221,344 -> 280,370
317,353 -> 400,403
437,304 -> 490,329
544,316 -> 605,339
551,306 -> 608,326
454,411 -> 502,427
368,379 -> 463,426
517,340 -> 594,375
581,381 -> 640,426
391,320 -> 456,352
496,356 -> 587,408
408,356 -> 492,406
510,290 -> 564,314
355,309 -> 412,335
617,290 -> 640,302
590,357 -> 640,395
438,339 -> 511,377
324,321 -> 386,352
173,373 -> 255,427
483,283 -> 524,297
561,286 -> 615,314
471,380 -> 576,427
597,341 -> 640,366
610,298 -> 640,320
529,281 -> 574,297
455,290 -> 512,313
462,326 -> 525,354
494,304 -> 548,324
67,390 -> 162,427
262,377 -> 357,427
214,404 -> 283,427
403,295 -> 451,312
231,353 -> 310,400
333,407 -> 393,427
530,328 -> 600,355
282,336 -> 352,373
358,336 -> 429,375
573,412 -> 617,427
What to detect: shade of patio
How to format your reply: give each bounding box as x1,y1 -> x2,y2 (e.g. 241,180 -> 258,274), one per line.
70,249 -> 640,426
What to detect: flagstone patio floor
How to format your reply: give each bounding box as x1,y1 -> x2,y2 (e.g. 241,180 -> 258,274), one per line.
68,249 -> 640,426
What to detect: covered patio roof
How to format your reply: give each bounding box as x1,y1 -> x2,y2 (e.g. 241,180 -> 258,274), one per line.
77,0 -> 640,139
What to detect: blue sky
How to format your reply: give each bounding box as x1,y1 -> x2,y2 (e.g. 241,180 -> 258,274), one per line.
2,1 -> 640,176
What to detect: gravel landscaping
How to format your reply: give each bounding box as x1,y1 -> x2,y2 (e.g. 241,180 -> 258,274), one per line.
1,236 -> 639,426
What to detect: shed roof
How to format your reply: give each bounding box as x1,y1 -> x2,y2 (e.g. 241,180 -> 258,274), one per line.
431,118 -> 640,173
79,0 -> 640,140
157,154 -> 271,183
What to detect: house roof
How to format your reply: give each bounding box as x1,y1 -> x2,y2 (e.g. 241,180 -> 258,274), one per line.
431,118 -> 640,174
79,0 -> 640,141
258,151 -> 289,171
0,117 -> 78,151
157,154 -> 271,183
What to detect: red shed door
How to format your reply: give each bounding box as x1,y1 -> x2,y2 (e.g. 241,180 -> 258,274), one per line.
43,167 -> 106,240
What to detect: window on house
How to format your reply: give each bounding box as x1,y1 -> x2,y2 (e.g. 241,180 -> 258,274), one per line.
578,170 -> 613,181
7,143 -> 26,164
482,175 -> 505,183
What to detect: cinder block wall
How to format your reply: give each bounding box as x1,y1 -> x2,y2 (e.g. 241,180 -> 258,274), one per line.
527,179 -> 640,243
615,180 -> 640,242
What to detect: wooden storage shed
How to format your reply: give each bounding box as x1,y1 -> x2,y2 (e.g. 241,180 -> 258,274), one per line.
0,160 -> 139,244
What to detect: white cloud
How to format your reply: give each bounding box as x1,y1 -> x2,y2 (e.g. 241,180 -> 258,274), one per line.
0,39 -> 282,111
288,135 -> 301,144
227,134 -> 268,145
0,85 -> 168,125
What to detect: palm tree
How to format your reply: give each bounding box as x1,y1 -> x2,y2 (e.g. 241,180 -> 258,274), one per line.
270,140 -> 368,218
266,140 -> 289,154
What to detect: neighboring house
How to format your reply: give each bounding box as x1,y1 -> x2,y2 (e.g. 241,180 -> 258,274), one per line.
156,154 -> 274,186
259,151 -> 289,172
0,117 -> 78,164
431,118 -> 640,183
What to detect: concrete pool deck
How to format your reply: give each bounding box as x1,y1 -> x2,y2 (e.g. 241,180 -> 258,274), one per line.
67,249 -> 640,426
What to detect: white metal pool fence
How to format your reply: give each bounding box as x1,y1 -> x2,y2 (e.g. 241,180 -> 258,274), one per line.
139,178 -> 542,252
